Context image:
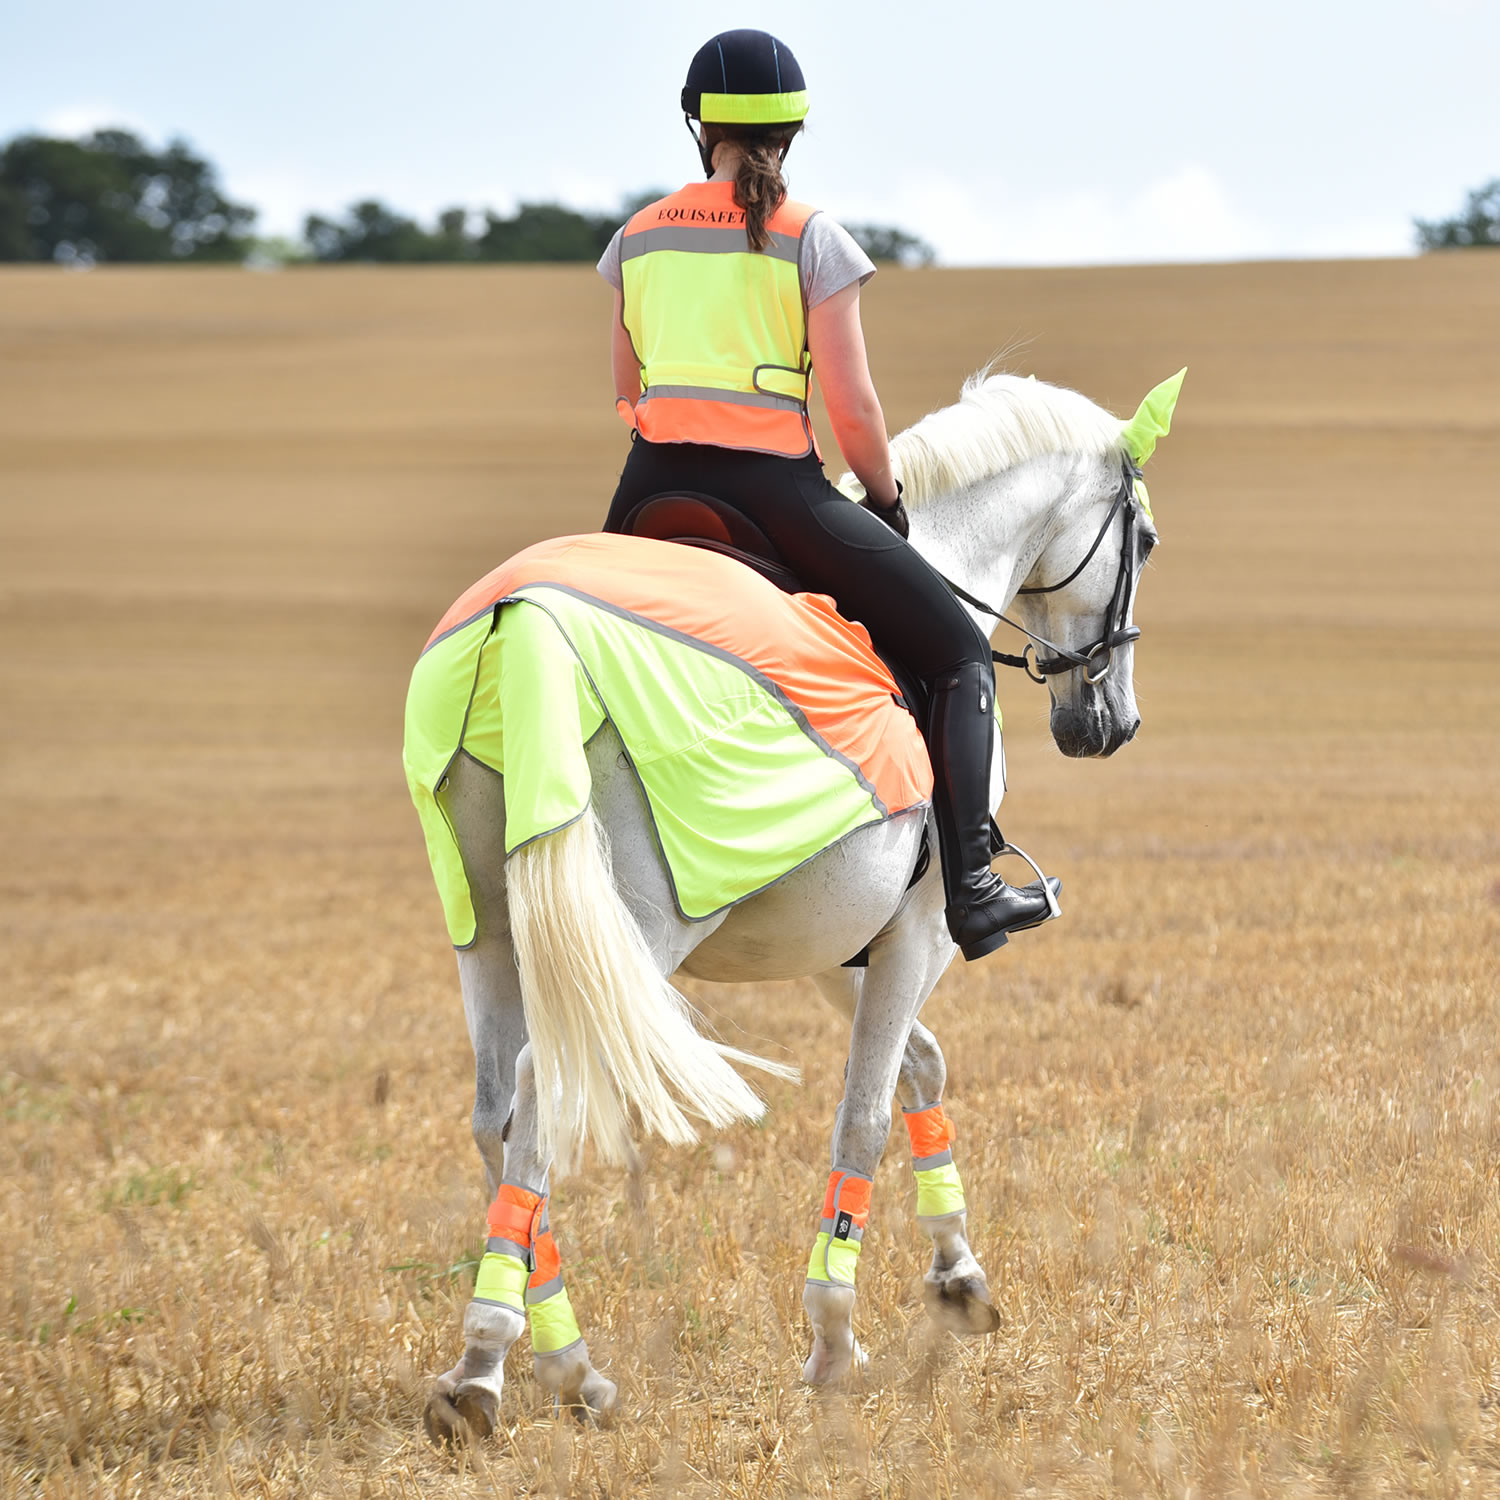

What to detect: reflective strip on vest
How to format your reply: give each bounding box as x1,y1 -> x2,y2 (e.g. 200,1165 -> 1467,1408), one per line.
528,1286 -> 584,1355
620,183 -> 816,458
913,1161 -> 967,1220
806,1168 -> 873,1287
473,1251 -> 528,1312
619,226 -> 801,265
639,384 -> 804,411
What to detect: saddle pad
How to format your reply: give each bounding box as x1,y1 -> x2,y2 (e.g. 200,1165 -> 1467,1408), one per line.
404,533 -> 933,947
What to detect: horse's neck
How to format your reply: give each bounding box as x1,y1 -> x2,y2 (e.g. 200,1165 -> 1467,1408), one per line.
905,452 -> 1083,630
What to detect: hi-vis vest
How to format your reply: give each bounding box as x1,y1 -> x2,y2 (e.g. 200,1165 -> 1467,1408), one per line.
619,182 -> 818,459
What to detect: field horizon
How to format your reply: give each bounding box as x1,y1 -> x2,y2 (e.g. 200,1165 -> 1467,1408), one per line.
2,255 -> 1498,1497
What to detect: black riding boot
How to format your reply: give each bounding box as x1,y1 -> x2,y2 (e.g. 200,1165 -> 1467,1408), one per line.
926,662 -> 1059,960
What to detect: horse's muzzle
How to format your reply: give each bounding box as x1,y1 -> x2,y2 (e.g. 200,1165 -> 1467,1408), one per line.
1050,702 -> 1141,759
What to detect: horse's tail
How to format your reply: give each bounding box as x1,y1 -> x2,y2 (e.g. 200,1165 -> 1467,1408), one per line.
507,808 -> 797,1171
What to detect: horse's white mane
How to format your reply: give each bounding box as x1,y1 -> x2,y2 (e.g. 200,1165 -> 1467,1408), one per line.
839,370 -> 1125,508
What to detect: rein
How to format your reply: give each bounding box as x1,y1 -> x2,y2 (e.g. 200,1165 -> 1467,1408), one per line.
939,458 -> 1144,687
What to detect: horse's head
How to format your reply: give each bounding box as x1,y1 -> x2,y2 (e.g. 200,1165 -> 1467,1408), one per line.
1011,371 -> 1182,759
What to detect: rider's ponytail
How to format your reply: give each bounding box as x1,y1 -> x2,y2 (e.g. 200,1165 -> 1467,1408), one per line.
706,126 -> 801,253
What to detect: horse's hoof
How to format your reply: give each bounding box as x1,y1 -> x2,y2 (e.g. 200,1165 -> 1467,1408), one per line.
424,1378 -> 500,1447
923,1274 -> 1001,1336
800,1337 -> 868,1386
534,1348 -> 619,1424
562,1372 -> 619,1425
423,1388 -> 473,1448
452,1382 -> 500,1439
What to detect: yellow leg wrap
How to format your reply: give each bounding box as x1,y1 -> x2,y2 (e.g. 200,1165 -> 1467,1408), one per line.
914,1160 -> 967,1219
806,1230 -> 862,1288
528,1285 -> 584,1354
473,1251 -> 529,1311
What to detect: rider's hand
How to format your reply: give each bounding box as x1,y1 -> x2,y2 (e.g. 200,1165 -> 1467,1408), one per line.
859,480 -> 909,540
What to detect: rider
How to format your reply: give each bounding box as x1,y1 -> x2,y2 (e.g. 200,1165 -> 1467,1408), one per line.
598,29 -> 1056,960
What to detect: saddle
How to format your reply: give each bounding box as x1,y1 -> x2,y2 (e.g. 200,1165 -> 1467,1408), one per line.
619,491 -> 931,724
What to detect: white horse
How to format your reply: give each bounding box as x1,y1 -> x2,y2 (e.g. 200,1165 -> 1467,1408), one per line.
418,369 -> 1179,1444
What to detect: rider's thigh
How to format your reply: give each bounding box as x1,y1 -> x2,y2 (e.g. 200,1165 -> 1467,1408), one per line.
760,470 -> 988,678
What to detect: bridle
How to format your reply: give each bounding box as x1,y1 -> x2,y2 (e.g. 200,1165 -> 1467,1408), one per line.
940,457 -> 1146,687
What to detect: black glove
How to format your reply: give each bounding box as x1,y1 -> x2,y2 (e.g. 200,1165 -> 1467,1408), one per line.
859,480 -> 908,539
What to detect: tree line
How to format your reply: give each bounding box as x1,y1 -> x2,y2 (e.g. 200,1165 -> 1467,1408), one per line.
0,128 -> 937,268
7,128 -> 1496,264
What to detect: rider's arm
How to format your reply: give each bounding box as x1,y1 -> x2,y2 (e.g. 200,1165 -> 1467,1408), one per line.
611,291 -> 641,410
807,282 -> 900,509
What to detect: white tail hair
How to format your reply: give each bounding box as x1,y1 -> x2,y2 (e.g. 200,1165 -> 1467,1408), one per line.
507,810 -> 797,1172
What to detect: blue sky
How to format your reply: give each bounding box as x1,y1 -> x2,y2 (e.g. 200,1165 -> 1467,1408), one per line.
4,0 -> 1496,265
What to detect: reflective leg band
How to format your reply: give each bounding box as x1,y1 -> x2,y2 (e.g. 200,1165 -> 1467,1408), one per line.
525,1208 -> 584,1354
904,1103 -> 967,1219
474,1250 -> 529,1311
474,1181 -> 545,1314
805,1168 -> 873,1288
528,1285 -> 584,1354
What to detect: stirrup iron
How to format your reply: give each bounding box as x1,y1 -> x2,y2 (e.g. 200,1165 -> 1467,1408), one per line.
993,836 -> 1062,924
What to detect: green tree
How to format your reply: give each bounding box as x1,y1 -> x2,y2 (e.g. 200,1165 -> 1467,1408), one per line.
0,130 -> 255,263
304,200 -> 446,262
843,223 -> 936,268
476,203 -> 616,262
1415,179 -> 1500,249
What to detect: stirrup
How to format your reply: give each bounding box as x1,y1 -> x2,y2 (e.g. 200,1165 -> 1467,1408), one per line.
993,838 -> 1062,924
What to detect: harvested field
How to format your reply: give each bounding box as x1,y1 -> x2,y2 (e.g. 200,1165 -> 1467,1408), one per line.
2,255 -> 1498,1497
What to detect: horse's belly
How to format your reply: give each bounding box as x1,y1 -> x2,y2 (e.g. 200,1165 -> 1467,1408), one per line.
678,810 -> 928,982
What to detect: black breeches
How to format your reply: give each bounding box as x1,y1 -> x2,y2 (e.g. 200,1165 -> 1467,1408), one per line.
602,440 -> 991,681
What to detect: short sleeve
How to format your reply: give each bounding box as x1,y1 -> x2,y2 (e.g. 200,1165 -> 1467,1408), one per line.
801,214 -> 877,309
597,227 -> 625,291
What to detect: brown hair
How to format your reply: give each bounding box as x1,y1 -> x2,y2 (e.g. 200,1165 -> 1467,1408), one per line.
704,125 -> 802,252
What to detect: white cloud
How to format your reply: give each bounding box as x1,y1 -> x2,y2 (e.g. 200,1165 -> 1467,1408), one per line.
860,165 -> 1413,267
39,103 -> 153,139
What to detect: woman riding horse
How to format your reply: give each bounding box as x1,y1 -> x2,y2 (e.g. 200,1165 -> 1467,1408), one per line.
599,29 -> 1055,958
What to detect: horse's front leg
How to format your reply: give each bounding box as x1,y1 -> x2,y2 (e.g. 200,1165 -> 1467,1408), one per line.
898,1019 -> 1000,1335
802,924 -> 948,1385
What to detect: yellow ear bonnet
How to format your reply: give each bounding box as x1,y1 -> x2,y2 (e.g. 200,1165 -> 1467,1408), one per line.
1120,368 -> 1185,522
1121,368 -> 1186,469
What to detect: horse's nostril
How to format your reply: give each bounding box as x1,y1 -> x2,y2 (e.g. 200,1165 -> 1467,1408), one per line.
1128,718 -> 1141,741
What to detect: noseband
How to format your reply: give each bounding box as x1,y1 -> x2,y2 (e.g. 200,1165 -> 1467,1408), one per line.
941,457 -> 1145,687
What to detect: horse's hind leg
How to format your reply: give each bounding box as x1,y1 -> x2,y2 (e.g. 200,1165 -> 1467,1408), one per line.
897,1021 -> 1000,1336
425,1043 -> 617,1445
424,936 -> 530,1445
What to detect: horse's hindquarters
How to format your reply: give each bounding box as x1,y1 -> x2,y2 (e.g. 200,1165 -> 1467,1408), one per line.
679,810 -> 930,982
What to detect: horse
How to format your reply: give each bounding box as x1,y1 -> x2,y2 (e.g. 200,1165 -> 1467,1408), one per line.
411,367 -> 1183,1445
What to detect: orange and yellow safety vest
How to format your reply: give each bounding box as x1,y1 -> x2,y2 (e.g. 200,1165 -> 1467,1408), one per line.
618,182 -> 818,459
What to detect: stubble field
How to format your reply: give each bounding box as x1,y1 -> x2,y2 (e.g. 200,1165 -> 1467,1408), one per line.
1,255 -> 1498,1497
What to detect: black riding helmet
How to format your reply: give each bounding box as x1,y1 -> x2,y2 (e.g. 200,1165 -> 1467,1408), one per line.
681,30 -> 809,177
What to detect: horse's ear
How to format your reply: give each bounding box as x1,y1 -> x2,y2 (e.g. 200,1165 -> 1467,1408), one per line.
1122,368 -> 1186,467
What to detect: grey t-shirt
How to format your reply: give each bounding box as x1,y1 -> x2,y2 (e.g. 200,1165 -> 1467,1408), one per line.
596,210 -> 876,308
